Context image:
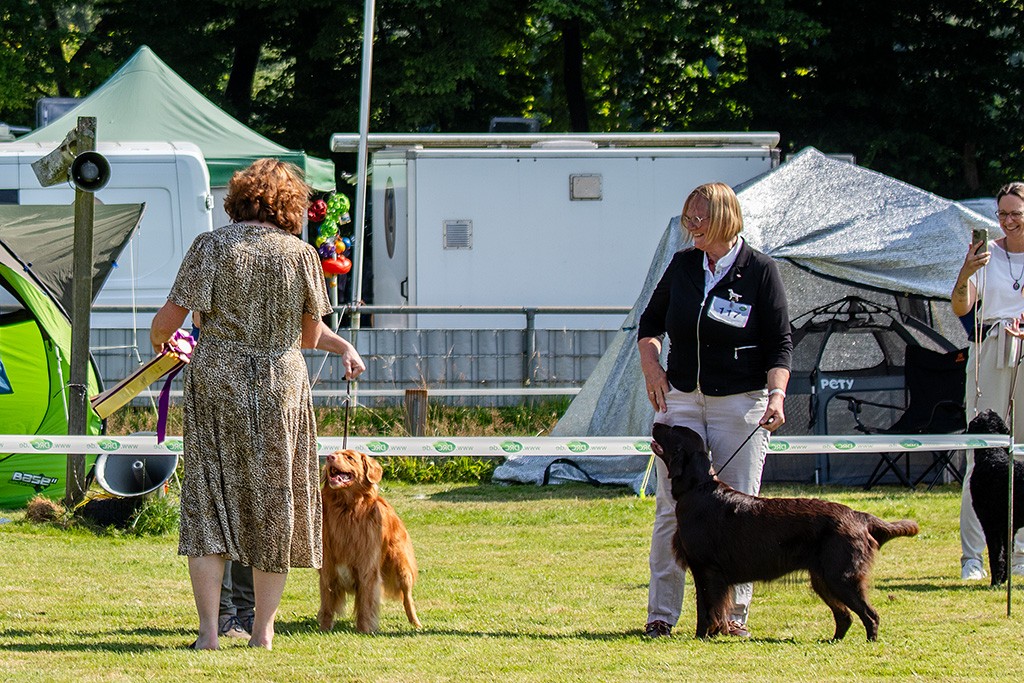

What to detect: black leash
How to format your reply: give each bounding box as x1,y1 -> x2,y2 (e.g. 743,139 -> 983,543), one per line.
712,418 -> 773,477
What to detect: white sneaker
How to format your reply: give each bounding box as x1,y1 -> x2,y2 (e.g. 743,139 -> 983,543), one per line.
961,558 -> 987,581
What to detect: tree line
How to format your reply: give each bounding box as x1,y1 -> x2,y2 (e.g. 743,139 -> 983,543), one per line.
1,0 -> 1022,199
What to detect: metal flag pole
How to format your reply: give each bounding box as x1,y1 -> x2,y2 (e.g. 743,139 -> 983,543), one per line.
350,0 -> 376,334
346,0 -> 377,410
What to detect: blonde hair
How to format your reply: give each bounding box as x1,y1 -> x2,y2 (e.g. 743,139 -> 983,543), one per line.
224,158 -> 309,235
682,182 -> 743,244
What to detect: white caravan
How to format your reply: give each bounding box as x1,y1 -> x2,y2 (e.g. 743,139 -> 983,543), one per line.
330,132 -> 780,329
0,141 -> 213,329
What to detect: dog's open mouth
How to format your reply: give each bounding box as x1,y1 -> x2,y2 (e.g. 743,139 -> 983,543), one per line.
327,466 -> 355,489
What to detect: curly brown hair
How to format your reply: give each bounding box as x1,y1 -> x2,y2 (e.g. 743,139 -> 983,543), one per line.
223,158 -> 309,235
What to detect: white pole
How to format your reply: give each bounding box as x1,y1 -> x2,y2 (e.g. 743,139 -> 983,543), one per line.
350,0 -> 376,330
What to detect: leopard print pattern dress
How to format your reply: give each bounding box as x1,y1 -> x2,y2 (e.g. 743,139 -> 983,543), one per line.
169,223 -> 333,573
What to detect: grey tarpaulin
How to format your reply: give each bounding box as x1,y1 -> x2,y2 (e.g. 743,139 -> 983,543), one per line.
492,147 -> 995,491
0,203 -> 145,314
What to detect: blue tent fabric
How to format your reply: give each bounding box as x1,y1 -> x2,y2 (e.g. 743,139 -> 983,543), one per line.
0,355 -> 11,395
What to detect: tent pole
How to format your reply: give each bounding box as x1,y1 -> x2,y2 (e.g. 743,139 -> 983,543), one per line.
65,117 -> 96,508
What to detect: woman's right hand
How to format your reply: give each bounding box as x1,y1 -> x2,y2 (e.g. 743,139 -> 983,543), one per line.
952,240 -> 989,317
638,336 -> 670,413
960,239 -> 991,279
643,365 -> 670,413
340,345 -> 366,380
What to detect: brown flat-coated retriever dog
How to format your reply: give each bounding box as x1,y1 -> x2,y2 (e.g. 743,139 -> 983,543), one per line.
653,423 -> 918,641
318,449 -> 421,633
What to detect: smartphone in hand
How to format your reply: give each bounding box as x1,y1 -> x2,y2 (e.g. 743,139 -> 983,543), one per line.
972,228 -> 988,255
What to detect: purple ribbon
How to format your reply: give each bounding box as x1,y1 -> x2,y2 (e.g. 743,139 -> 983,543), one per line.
156,330 -> 195,443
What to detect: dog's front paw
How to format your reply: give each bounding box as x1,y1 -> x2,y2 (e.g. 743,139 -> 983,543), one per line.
317,611 -> 335,633
355,618 -> 379,634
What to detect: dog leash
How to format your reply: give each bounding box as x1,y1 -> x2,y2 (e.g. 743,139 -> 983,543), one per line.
343,380 -> 352,450
712,418 -> 772,477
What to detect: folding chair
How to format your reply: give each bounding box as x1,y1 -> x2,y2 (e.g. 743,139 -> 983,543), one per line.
837,344 -> 968,490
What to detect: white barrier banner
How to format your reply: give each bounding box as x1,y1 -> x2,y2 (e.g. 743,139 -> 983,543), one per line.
0,433 -> 1013,456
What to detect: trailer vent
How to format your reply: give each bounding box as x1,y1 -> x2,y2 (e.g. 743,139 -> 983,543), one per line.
443,220 -> 473,249
570,173 -> 602,200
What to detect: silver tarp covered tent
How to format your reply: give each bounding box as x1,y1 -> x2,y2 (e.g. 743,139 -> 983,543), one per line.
493,147 -> 995,491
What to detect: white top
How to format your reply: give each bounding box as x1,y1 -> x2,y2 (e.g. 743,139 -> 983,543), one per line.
971,240 -> 1024,321
703,237 -> 743,298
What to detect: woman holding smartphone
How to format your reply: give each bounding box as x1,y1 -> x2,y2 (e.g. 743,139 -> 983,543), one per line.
950,181 -> 1024,582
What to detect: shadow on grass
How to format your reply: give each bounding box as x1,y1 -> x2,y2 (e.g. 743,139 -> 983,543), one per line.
0,622 -> 847,650
423,481 -> 954,504
427,482 -> 640,503
0,627 -> 202,653
879,579 -> 1013,593
0,623 -> 672,650
274,617 -> 810,645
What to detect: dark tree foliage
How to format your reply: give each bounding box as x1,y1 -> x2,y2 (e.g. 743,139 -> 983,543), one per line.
742,0 -> 1024,197
0,1 -> 121,125
368,0 -> 530,133
3,0 -> 1024,197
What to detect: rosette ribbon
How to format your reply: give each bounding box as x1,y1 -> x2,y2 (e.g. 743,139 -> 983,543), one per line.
156,329 -> 196,443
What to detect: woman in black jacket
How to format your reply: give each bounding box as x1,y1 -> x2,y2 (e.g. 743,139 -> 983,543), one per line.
638,182 -> 792,639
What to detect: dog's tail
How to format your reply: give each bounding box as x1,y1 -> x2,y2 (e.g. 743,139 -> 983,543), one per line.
869,518 -> 920,546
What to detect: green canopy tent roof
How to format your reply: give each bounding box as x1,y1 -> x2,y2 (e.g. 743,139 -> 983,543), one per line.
18,46 -> 334,190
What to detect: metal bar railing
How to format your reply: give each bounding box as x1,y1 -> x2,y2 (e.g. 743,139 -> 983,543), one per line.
91,304 -> 633,318
90,303 -> 630,401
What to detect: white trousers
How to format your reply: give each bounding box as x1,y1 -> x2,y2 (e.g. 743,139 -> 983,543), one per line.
648,387 -> 768,627
961,331 -> 1024,567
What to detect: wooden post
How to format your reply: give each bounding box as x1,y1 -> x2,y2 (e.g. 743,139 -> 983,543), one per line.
404,388 -> 428,437
65,117 -> 97,509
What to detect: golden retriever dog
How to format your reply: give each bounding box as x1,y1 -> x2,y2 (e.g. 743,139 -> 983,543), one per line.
318,449 -> 421,633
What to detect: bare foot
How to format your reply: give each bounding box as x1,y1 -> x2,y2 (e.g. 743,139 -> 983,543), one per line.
187,637 -> 219,650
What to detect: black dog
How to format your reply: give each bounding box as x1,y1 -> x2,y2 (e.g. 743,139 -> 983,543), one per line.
967,410 -> 1024,586
653,423 -> 919,641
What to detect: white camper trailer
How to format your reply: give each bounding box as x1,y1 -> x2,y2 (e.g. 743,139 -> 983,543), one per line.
0,141 -> 213,328
330,132 -> 780,329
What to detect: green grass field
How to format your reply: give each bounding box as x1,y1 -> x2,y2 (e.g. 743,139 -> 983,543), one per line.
0,481 -> 1019,682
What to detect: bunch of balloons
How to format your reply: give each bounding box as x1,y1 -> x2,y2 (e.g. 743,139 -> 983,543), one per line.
309,193 -> 353,276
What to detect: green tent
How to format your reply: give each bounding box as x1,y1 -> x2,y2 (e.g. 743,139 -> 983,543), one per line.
0,203 -> 145,508
18,46 -> 334,190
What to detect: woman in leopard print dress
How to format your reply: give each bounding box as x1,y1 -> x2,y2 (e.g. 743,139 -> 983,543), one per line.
151,159 -> 365,650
